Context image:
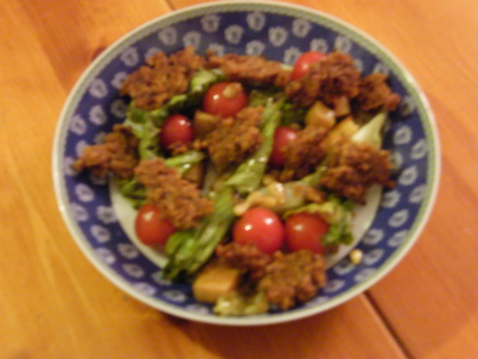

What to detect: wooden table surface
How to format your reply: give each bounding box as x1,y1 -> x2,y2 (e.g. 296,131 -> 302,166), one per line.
1,0 -> 478,358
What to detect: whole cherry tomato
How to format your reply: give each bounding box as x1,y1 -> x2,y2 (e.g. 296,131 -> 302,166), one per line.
291,51 -> 326,80
202,82 -> 248,118
160,114 -> 194,151
269,126 -> 298,167
284,212 -> 329,254
135,204 -> 177,246
232,207 -> 285,254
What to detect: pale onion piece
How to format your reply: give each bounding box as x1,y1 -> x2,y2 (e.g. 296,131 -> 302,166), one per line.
233,181 -> 310,216
233,191 -> 279,216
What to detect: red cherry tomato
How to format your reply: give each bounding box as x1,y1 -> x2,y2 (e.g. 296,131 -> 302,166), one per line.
160,114 -> 194,151
233,207 -> 285,254
202,82 -> 248,118
135,204 -> 177,246
269,126 -> 299,167
291,51 -> 326,80
284,212 -> 330,254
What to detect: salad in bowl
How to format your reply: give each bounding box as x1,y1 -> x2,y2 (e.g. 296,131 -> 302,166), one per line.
74,46 -> 400,315
54,1 -> 438,325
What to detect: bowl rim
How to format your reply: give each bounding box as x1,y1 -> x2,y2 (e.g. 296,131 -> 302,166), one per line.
52,0 -> 440,326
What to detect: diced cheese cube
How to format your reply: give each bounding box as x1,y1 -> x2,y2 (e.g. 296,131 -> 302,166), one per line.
192,263 -> 242,304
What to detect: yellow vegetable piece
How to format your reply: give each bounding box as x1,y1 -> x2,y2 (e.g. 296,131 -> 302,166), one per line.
320,116 -> 359,152
305,101 -> 336,130
193,110 -> 220,139
192,262 -> 243,304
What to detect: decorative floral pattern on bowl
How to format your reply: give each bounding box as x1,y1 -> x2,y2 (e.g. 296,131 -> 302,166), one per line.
53,1 -> 439,325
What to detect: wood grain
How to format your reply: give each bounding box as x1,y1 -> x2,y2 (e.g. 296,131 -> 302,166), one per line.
1,0 -> 477,358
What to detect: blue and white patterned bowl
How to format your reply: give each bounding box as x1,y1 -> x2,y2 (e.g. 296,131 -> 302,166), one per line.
53,1 -> 439,325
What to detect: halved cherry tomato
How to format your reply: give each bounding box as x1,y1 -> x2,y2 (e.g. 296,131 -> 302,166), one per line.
160,114 -> 194,151
202,82 -> 248,118
269,126 -> 298,167
284,212 -> 329,254
135,204 -> 177,246
232,207 -> 285,254
291,51 -> 326,80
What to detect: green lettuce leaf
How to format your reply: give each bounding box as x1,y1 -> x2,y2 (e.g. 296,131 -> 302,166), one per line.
225,98 -> 284,194
162,187 -> 235,279
164,150 -> 205,175
214,290 -> 269,316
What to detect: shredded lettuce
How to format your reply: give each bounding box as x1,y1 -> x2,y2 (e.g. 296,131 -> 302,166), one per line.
351,112 -> 387,148
280,101 -> 307,126
248,90 -> 305,126
190,68 -> 224,93
131,116 -> 161,160
213,290 -> 269,316
300,164 -> 328,187
225,98 -> 284,194
164,150 -> 205,175
125,102 -> 168,128
117,110 -> 158,206
248,89 -> 280,107
163,187 -> 235,279
117,177 -> 147,209
165,227 -> 198,258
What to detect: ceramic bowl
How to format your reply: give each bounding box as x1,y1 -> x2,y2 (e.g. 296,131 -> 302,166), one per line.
53,1 -> 439,325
